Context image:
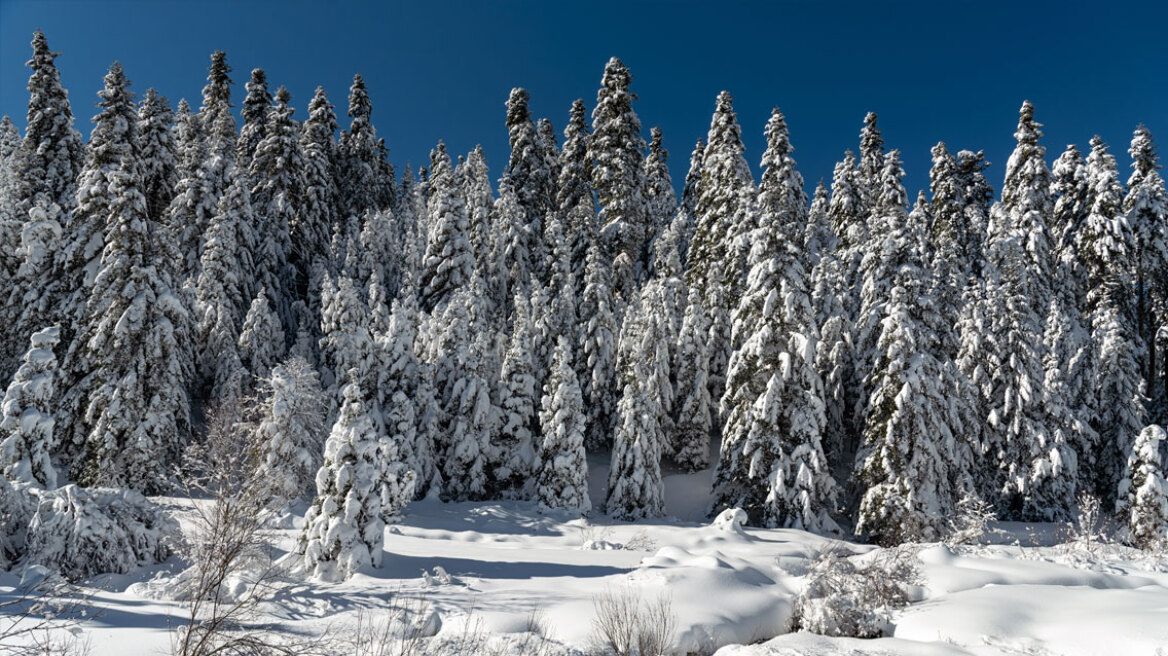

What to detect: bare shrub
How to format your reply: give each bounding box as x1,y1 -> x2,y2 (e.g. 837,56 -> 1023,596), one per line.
945,493 -> 998,546
591,587 -> 675,656
789,543 -> 921,639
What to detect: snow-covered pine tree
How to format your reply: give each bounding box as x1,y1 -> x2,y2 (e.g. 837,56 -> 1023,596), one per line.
79,154 -> 191,493
672,287 -> 712,472
676,137 -> 704,263
461,145 -> 496,284
579,241 -> 618,451
804,182 -> 838,268
194,176 -> 255,405
376,292 -> 436,500
163,98 -> 217,288
1124,127 -> 1168,402
1050,144 -> 1089,279
687,91 -> 754,306
1,326 -> 60,489
492,293 -> 538,497
606,297 -> 666,520
255,356 -> 327,508
1079,136 -> 1135,317
491,177 -> 532,314
317,275 -> 372,399
338,74 -> 381,221
590,58 -> 648,270
421,142 -> 474,312
1091,302 -> 1148,504
299,374 -> 385,581
0,116 -> 19,289
858,111 -> 885,207
710,143 -> 837,532
1118,424 -> 1168,548
236,68 -> 272,169
558,99 -> 595,298
503,88 -> 551,282
1041,294 -> 1092,515
537,336 -> 590,514
239,287 -> 287,391
642,127 -> 677,272
929,141 -> 976,358
429,283 -> 499,501
536,117 -> 561,208
135,88 -> 177,224
16,31 -> 83,218
198,50 -> 235,199
249,86 -> 303,336
295,86 -> 340,301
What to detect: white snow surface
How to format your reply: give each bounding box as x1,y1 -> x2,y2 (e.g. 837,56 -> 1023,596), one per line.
5,460 -> 1168,655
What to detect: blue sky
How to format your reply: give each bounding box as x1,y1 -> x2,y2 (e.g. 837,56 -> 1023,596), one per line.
2,0 -> 1167,196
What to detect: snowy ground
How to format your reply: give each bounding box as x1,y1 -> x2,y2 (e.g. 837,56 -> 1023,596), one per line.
5,458 -> 1168,655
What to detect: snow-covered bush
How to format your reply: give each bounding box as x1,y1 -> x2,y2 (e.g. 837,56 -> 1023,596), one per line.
0,477 -> 34,569
21,485 -> 178,580
789,544 -> 920,639
945,494 -> 998,546
253,356 -> 327,509
0,325 -> 60,490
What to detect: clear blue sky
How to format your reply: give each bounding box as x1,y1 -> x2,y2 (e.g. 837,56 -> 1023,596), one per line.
2,0 -> 1167,196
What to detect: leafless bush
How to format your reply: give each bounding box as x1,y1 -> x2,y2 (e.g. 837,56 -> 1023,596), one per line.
1064,493 -> 1109,556
789,543 -> 921,639
345,594 -> 436,656
171,401 -> 321,656
0,574 -> 95,656
946,493 -> 998,546
590,586 -> 675,656
623,530 -> 657,552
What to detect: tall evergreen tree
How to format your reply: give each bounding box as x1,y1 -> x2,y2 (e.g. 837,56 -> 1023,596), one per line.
339,74 -> 380,220
492,294 -> 539,497
318,275 -> 372,396
239,287 -> 287,390
589,58 -> 648,269
1118,425 -> 1168,548
672,287 -> 712,472
199,50 -> 235,199
79,155 -> 191,493
642,126 -> 677,271
558,98 -> 595,297
135,88 -> 177,224
537,336 -> 590,514
1125,127 -> 1168,400
165,99 -> 216,286
578,242 -> 618,451
296,86 -> 340,300
17,31 -> 83,216
421,142 -> 474,312
858,111 -> 885,205
0,326 -> 60,489
255,356 -> 327,509
236,68 -> 272,169
505,88 -> 552,282
461,145 -> 495,283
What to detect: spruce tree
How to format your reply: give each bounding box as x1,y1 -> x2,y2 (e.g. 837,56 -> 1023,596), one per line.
318,275 -> 372,397
199,50 -> 235,199
579,241 -> 618,451
136,88 -> 177,224
339,74 -> 380,220
0,326 -> 60,489
236,68 -> 272,169
558,98 -> 595,297
165,99 -> 217,287
255,356 -> 327,508
491,177 -> 533,312
461,145 -> 495,283
249,86 -> 303,336
1125,127 -> 1168,399
929,141 -> 976,357
0,116 -> 20,289
804,183 -> 838,268
17,31 -> 83,216
300,375 -> 385,581
858,111 -> 885,205
239,287 -> 287,389
505,88 -> 551,282
677,138 -> 704,263
296,86 -> 340,300
376,293 -> 436,499
79,155 -> 191,493
421,142 -> 474,311
1118,425 -> 1168,548
590,58 -> 648,269
642,126 -> 677,271
537,336 -> 590,514
672,287 -> 712,472
493,294 -> 538,497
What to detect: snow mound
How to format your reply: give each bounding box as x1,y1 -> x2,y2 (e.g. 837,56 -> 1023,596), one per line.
711,507 -> 749,534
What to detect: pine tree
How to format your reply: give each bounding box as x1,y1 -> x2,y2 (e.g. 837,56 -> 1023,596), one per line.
249,86 -> 303,336
711,139 -> 837,531
79,155 -> 191,493
579,242 -> 618,451
195,176 -> 254,404
1079,135 -> 1134,314
296,86 -> 340,300
0,326 -> 60,489
676,138 -> 704,264
17,31 -> 83,216
642,126 -> 677,270
0,116 -> 20,289
558,98 -> 594,297
1091,302 -> 1147,503
299,375 -> 385,581
255,356 -> 327,508
376,293 -> 435,499
199,50 -> 235,199
239,287 -> 287,389
929,141 -> 976,357
804,183 -> 838,268
606,298 -> 666,521
590,58 -> 648,269
135,88 -> 177,224
492,294 -> 538,497
164,99 -> 217,287
491,177 -> 532,313
537,336 -> 590,514
421,142 -> 474,311
673,287 -> 712,472
858,111 -> 885,205
1118,425 -> 1168,548
461,145 -> 495,283
339,74 -> 380,220
1050,144 -> 1089,275
236,68 -> 272,169
318,275 -> 372,396
1125,127 -> 1168,400
687,91 -> 753,304
1042,294 -> 1092,515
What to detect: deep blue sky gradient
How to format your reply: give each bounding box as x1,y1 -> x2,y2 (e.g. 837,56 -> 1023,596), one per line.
2,0 -> 1167,197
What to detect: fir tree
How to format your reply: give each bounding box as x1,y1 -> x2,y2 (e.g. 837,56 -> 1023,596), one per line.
17,31 -> 83,216
79,155 -> 191,493
300,375 -> 385,581
677,138 -> 705,263
672,287 -> 712,472
461,145 -> 495,283
590,58 -> 648,269
804,183 -> 838,268
1125,127 -> 1168,398
339,74 -> 380,220
318,275 -> 372,396
537,336 -> 590,514
492,294 -> 538,497
135,88 -> 177,224
239,287 -> 287,389
579,242 -> 618,451
255,356 -> 327,508
558,98 -> 594,296
642,126 -> 677,270
0,326 -> 60,489
296,86 -> 340,300
236,68 -> 272,169
249,86 -> 303,336
858,111 -> 885,204
421,142 -> 473,311
1118,425 -> 1168,548
199,50 -> 235,199
376,293 -> 435,499
164,99 -> 216,287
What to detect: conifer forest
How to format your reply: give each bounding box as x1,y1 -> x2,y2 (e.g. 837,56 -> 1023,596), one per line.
1,29 -> 1168,656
